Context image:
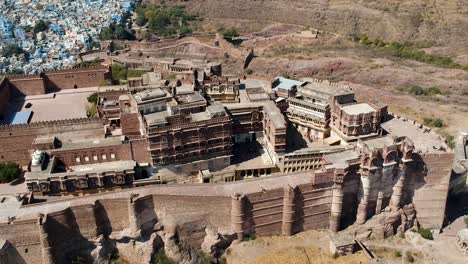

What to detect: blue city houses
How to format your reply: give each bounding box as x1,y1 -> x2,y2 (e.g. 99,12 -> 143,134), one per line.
0,0 -> 137,75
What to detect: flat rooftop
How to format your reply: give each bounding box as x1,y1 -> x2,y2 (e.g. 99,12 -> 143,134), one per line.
324,149 -> 360,168
25,160 -> 137,181
145,111 -> 169,126
7,88 -> 97,122
300,78 -> 353,97
341,103 -> 376,115
381,117 -> 449,153
53,137 -> 123,152
0,111 -> 32,125
273,77 -> 305,90
361,135 -> 395,150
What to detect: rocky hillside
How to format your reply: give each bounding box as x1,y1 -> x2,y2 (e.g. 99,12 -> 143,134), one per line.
149,0 -> 468,50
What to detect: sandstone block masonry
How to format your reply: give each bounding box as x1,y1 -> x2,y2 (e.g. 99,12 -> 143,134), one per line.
0,66 -> 110,99
0,118 -> 105,166
0,148 -> 454,264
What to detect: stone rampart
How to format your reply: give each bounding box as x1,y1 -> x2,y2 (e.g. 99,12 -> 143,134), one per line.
1,66 -> 110,98
0,218 -> 42,264
6,74 -> 46,97
0,118 -> 104,166
43,66 -> 109,91
411,152 -> 453,229
0,77 -> 11,114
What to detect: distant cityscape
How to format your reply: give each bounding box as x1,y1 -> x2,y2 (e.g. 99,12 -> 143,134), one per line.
0,0 -> 135,75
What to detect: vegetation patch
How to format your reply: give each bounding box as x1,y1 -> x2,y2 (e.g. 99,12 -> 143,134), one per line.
423,117 -> 444,128
416,227 -> 434,240
151,248 -> 175,264
352,34 -> 467,70
406,251 -> 416,263
0,162 -> 21,184
135,4 -> 196,38
73,58 -> 103,68
85,93 -> 98,118
243,233 -> 256,241
397,85 -> 441,96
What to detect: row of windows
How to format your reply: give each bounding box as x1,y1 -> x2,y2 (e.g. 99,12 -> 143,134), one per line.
284,164 -> 321,173
75,153 -> 116,163
289,101 -> 326,113
284,158 -> 321,166
288,113 -> 325,125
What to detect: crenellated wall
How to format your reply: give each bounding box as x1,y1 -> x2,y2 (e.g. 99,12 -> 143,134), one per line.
0,218 -> 42,264
0,150 -> 454,264
1,66 -> 110,98
43,66 -> 109,91
0,118 -> 104,166
7,74 -> 46,97
410,153 -> 453,229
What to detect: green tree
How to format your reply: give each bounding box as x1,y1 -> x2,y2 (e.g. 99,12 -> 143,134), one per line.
100,27 -> 115,40
87,93 -> 98,104
151,248 -> 174,264
1,44 -> 26,57
114,25 -> 134,40
0,163 -> 21,183
34,20 -> 49,33
111,64 -> 128,82
222,28 -> 240,39
417,228 -> 433,240
135,13 -> 148,27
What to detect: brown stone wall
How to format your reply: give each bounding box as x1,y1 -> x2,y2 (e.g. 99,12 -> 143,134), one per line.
0,78 -> 10,114
43,67 -> 109,91
45,208 -> 96,263
7,74 -> 46,96
295,183 -> 333,232
52,142 -> 131,167
0,219 -> 42,264
95,198 -> 130,233
410,153 -> 453,229
0,118 -> 104,166
121,113 -> 141,138
134,195 -> 158,233
152,195 -> 231,248
69,204 -> 98,239
129,139 -> 151,164
246,189 -> 284,236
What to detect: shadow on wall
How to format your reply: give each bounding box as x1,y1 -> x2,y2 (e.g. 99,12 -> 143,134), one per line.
46,208 -> 96,264
94,200 -> 113,237
293,188 -> 305,233
286,124 -> 309,152
0,240 -> 28,264
136,195 -> 158,237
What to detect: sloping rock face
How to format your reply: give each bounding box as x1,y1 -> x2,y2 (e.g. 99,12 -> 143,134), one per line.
84,220 -> 235,264
148,0 -> 468,48
352,204 -> 417,241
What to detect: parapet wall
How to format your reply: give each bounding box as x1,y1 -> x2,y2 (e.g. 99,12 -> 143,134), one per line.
411,152 -> 453,229
0,118 -> 104,166
0,77 -> 10,114
7,74 -> 46,97
44,66 -> 109,91
2,66 -> 110,97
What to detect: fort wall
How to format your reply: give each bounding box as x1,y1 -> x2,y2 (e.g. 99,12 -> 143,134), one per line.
43,67 -> 109,91
0,118 -> 104,166
7,74 -> 46,97
0,78 -> 11,114
411,153 -> 452,229
0,218 -> 42,264
1,66 -> 110,98
0,158 -> 454,263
